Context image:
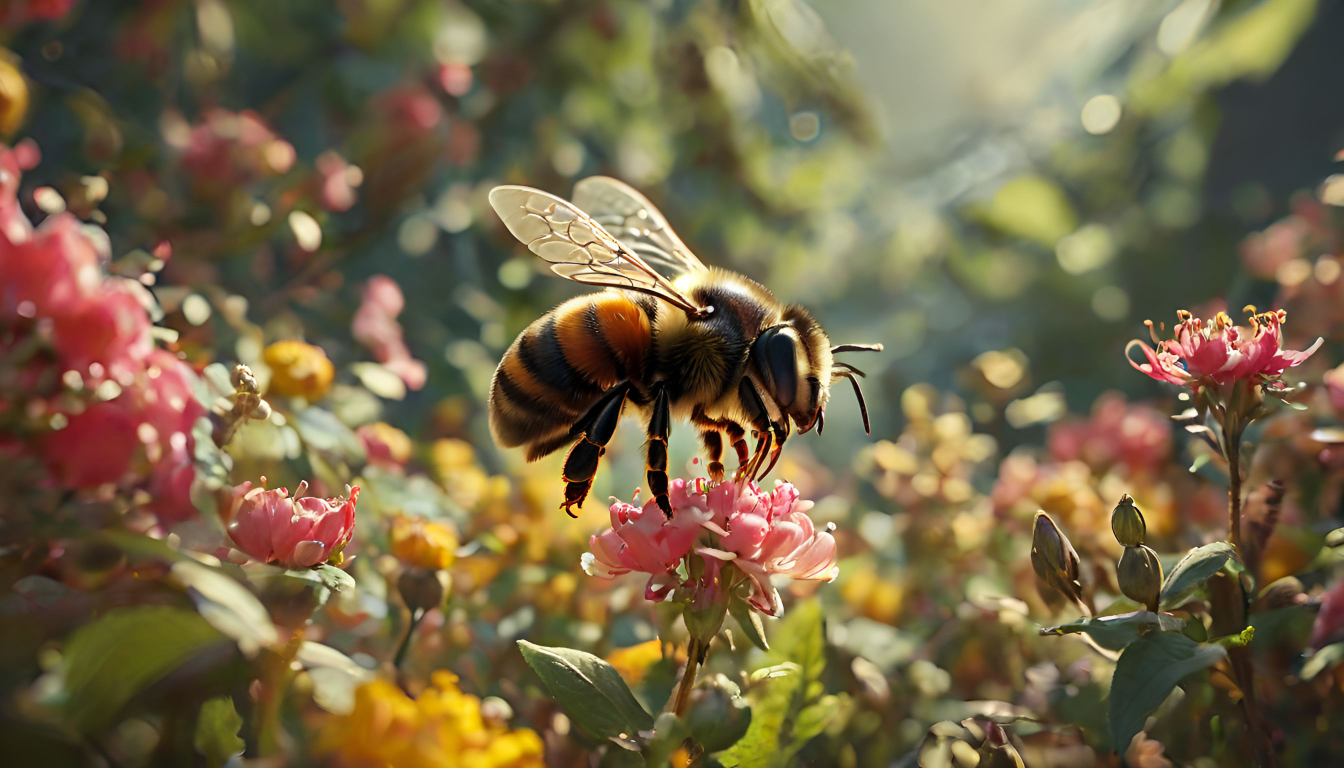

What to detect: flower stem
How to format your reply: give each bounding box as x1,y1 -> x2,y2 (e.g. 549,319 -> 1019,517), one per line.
393,608 -> 424,692
672,637 -> 704,717
1227,433 -> 1243,554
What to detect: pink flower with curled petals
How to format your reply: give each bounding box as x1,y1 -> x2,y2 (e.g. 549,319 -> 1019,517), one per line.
227,480 -> 359,569
1127,308 -> 1321,391
584,477 -> 838,616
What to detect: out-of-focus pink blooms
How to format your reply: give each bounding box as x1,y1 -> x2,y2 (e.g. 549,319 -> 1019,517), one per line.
437,63 -> 473,97
43,402 -> 140,488
51,281 -> 153,379
0,0 -> 75,24
682,480 -> 839,616
0,140 -> 39,241
1324,363 -> 1344,417
316,151 -> 362,212
1240,215 -> 1312,280
583,490 -> 709,601
0,214 -> 101,319
356,421 -> 412,468
139,350 -> 205,443
352,275 -> 426,390
180,109 -> 295,186
1310,578 -> 1344,650
378,87 -> 442,137
1047,392 -> 1171,474
227,480 -> 359,569
146,443 -> 197,525
1127,308 -> 1322,389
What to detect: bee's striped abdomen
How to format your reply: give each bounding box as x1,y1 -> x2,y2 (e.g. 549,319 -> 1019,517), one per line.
489,292 -> 652,459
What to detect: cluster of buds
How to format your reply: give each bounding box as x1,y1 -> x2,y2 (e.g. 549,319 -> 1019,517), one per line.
917,719 -> 1025,768
211,364 -> 272,447
1112,495 -> 1163,612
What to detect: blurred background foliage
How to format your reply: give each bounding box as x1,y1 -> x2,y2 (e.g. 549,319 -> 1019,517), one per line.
4,0 -> 1344,766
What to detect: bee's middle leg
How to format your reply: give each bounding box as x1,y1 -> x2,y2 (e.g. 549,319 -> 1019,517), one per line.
560,383 -> 630,517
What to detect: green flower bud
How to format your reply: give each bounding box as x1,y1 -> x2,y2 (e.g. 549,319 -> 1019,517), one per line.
1030,511 -> 1083,606
1117,544 -> 1163,612
1111,494 -> 1146,547
686,674 -> 752,753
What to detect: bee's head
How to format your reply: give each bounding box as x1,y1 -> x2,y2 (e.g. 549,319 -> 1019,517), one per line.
753,305 -> 883,436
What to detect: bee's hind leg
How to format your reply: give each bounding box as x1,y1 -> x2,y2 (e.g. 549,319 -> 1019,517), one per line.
645,382 -> 672,518
699,429 -> 725,483
560,383 -> 630,517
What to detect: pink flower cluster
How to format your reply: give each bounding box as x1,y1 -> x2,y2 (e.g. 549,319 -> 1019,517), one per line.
0,0 -> 75,25
1047,392 -> 1171,475
180,109 -> 296,189
226,479 -> 359,569
352,275 -> 426,390
1127,308 -> 1321,390
1,142 -> 204,522
584,478 -> 838,616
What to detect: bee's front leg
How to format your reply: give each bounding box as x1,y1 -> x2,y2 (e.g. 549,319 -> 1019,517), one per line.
645,382 -> 672,518
560,383 -> 630,517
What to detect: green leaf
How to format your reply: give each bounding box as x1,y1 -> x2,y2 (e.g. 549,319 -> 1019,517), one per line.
63,605 -> 225,733
1109,632 -> 1226,751
193,696 -> 244,768
292,407 -> 367,464
1325,527 -> 1344,548
173,561 -> 280,656
643,712 -> 691,767
1160,542 -> 1236,610
295,642 -> 375,715
730,597 -> 770,652
1301,642 -> 1344,681
517,640 -> 654,740
1040,611 -> 1186,651
1188,453 -> 1213,473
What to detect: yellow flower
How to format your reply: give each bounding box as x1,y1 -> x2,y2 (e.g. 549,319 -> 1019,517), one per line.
605,639 -> 665,686
0,52 -> 28,136
432,438 -> 491,508
390,514 -> 458,571
263,340 -> 335,401
317,671 -> 544,768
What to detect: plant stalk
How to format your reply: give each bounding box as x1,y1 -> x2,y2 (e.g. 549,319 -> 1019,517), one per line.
672,637 -> 704,717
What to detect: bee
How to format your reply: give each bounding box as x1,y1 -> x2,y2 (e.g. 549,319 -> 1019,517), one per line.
487,177 -> 881,517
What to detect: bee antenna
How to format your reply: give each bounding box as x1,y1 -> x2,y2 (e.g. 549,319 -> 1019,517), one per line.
835,371 -> 871,435
831,343 -> 884,355
833,361 -> 867,378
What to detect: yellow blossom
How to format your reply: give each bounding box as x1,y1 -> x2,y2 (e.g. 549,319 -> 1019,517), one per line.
263,340 -> 335,401
605,639 -> 666,686
390,514 -> 458,571
317,671 -> 544,768
0,52 -> 28,136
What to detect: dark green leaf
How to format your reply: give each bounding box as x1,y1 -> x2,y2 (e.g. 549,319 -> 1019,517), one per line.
1160,542 -> 1235,610
63,606 -> 225,732
173,561 -> 280,656
1040,611 -> 1186,651
292,407 -> 367,463
730,597 -> 770,652
517,640 -> 654,740
1301,642 -> 1344,681
193,696 -> 244,768
1109,632 -> 1226,751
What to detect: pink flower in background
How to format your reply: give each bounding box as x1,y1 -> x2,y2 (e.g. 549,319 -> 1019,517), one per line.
1127,308 -> 1322,390
0,139 -> 39,241
1310,578 -> 1344,651
0,0 -> 75,24
1326,363 -> 1344,417
146,443 -> 197,525
43,402 -> 140,488
352,275 -> 426,390
227,480 -> 359,569
1047,392 -> 1171,474
584,478 -> 838,615
0,214 -> 102,319
181,109 -> 295,187
378,87 -> 442,137
51,281 -> 154,379
316,151 -> 363,212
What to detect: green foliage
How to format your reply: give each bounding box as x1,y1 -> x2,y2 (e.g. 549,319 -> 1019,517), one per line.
1109,632 -> 1227,752
730,597 -> 770,652
720,601 -> 833,768
517,640 -> 655,741
194,696 -> 245,768
1160,542 -> 1236,610
1040,610 -> 1186,652
62,606 -> 225,733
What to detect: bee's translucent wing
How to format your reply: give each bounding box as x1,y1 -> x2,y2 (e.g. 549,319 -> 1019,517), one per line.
572,176 -> 708,276
488,185 -> 708,316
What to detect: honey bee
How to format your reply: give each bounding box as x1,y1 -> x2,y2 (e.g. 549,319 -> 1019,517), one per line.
487,177 -> 881,517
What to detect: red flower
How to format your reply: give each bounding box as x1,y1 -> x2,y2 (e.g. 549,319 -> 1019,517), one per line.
50,281 -> 154,380
227,480 -> 359,569
0,213 -> 102,320
43,402 -> 140,488
1127,308 -> 1321,390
